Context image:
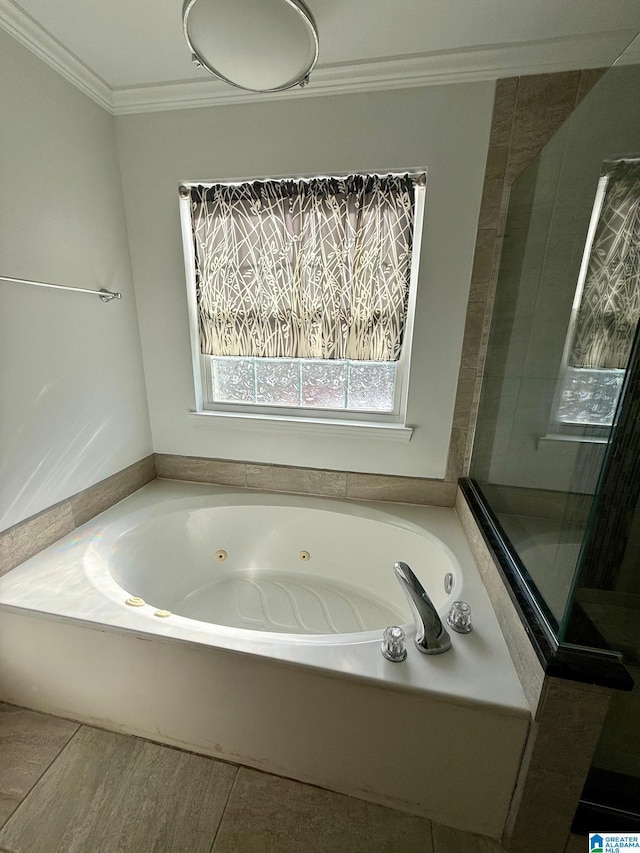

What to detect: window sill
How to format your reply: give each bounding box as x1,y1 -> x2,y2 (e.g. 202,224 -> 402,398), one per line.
538,433 -> 609,448
189,410 -> 413,442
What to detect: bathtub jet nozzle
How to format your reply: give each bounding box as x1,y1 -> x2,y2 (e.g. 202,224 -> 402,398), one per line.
393,561 -> 451,655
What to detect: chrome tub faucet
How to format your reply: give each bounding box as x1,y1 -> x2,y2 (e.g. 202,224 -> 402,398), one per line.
393,561 -> 451,655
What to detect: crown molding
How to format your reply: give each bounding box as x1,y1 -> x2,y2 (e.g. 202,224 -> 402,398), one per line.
0,0 -> 636,117
0,0 -> 112,110
112,30 -> 636,114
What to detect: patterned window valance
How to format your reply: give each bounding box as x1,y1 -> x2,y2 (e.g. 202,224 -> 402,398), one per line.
188,174 -> 417,362
570,160 -> 640,370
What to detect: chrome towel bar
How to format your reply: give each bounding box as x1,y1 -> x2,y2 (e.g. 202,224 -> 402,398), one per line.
0,275 -> 122,302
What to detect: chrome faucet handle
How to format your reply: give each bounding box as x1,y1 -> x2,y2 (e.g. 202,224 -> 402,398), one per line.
381,625 -> 407,662
393,561 -> 451,655
447,601 -> 473,633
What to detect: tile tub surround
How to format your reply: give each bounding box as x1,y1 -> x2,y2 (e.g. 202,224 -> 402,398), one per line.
155,453 -> 458,506
0,455 -> 156,577
0,453 -> 456,581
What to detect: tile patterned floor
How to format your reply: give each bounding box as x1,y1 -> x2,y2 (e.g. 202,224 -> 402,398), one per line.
0,703 -> 585,853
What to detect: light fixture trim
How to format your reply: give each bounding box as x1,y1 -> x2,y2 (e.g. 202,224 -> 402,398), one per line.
182,0 -> 319,93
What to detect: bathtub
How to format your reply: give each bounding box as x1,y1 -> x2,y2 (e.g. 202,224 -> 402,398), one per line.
0,480 -> 530,838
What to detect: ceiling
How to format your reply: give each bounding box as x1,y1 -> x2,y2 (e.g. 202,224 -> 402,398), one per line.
2,0 -> 640,114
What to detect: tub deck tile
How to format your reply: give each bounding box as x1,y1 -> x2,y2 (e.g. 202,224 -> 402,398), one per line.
0,704 -> 79,829
0,726 -> 237,853
211,767 -> 433,853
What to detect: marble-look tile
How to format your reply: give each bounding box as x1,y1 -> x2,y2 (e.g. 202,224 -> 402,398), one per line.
346,473 -> 456,506
505,679 -> 611,853
0,726 -> 237,853
481,558 -> 545,714
70,455 -> 156,527
432,822 -> 504,852
529,679 -> 610,773
478,176 -> 506,230
489,77 -> 518,149
0,704 -> 79,828
452,368 -> 477,430
460,301 -> 489,370
156,453 -> 246,487
246,464 -> 347,497
445,428 -> 467,483
505,763 -> 582,853
471,229 -> 498,295
0,502 -> 75,577
506,72 -> 581,184
212,767 -> 433,853
454,489 -> 493,583
484,146 -> 509,181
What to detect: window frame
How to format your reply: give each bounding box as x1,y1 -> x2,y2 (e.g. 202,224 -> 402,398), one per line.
549,173 -> 624,433
179,170 -> 426,429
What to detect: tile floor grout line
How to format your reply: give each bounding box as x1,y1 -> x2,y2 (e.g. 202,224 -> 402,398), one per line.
208,765 -> 241,853
0,715 -> 82,836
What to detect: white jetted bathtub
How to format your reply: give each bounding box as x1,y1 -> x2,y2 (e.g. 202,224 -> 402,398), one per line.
0,480 -> 530,838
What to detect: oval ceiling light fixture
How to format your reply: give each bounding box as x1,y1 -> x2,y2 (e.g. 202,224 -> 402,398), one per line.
183,0 -> 319,93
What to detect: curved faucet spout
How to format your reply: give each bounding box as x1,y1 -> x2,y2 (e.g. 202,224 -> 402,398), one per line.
394,561 -> 451,655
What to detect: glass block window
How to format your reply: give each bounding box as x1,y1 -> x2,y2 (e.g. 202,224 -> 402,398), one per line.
180,172 -> 425,419
555,367 -> 625,426
212,357 -> 396,412
553,161 -> 640,429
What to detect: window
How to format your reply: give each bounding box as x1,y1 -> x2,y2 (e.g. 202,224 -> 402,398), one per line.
553,160 -> 640,429
179,172 -> 425,425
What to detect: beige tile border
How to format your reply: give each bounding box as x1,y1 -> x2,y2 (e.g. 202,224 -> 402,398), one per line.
157,453 -> 457,507
447,68 -> 604,482
454,488 -> 545,714
0,455 -> 156,577
155,454 -> 246,487
0,503 -> 75,579
1,450 -> 455,579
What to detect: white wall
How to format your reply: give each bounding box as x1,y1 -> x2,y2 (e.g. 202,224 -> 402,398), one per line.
116,84 -> 494,479
0,30 -> 153,531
